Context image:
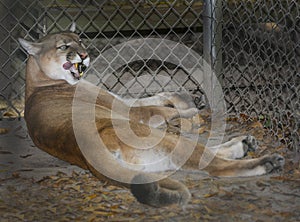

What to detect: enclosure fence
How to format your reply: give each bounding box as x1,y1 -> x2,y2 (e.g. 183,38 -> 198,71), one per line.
0,0 -> 299,150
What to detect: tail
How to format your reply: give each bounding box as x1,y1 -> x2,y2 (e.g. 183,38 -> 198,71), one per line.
130,174 -> 191,207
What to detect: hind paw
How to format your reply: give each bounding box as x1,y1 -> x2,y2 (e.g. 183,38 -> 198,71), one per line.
262,154 -> 285,173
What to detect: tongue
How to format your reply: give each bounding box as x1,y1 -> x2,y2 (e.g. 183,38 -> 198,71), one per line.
63,61 -> 73,70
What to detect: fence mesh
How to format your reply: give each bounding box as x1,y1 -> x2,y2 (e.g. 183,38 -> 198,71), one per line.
0,0 -> 299,150
219,0 -> 299,150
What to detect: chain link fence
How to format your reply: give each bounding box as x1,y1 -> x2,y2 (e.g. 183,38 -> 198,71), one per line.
0,0 -> 299,150
219,0 -> 299,150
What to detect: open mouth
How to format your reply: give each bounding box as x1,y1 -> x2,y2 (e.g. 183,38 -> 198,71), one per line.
63,61 -> 87,80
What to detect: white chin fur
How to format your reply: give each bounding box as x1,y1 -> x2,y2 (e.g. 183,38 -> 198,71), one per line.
66,79 -> 80,85
64,74 -> 81,85
43,65 -> 81,85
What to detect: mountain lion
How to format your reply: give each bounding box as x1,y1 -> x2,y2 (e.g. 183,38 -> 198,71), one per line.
19,25 -> 284,207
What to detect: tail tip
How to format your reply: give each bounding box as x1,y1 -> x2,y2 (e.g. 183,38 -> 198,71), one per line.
130,174 -> 191,207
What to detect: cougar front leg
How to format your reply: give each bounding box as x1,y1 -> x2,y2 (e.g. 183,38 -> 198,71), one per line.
215,135 -> 258,159
129,106 -> 197,128
127,92 -> 195,110
129,106 -> 173,126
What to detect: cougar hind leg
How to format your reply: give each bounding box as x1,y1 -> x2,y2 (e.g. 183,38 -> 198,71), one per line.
205,153 -> 285,177
216,135 -> 258,159
130,153 -> 284,206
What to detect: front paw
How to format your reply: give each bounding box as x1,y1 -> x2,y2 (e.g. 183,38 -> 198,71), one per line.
262,154 -> 285,173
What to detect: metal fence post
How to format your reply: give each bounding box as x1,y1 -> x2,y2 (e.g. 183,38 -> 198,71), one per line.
203,0 -> 214,66
203,0 -> 222,69
203,0 -> 223,103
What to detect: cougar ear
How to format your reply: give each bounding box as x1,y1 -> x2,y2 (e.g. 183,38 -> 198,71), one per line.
70,22 -> 76,32
18,38 -> 41,56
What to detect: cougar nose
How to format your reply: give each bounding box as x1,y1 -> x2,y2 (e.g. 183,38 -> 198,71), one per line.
79,52 -> 88,59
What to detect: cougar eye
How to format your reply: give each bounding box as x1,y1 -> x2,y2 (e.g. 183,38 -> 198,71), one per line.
58,45 -> 69,50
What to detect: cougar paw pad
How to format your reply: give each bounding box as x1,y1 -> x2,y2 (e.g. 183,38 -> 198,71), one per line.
264,154 -> 285,173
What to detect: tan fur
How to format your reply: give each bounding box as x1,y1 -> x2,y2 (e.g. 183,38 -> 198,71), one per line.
19,31 -> 285,207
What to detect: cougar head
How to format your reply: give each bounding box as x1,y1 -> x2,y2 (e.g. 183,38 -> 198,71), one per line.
18,24 -> 90,85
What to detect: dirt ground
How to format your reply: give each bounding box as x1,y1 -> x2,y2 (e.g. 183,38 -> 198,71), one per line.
0,117 -> 299,221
